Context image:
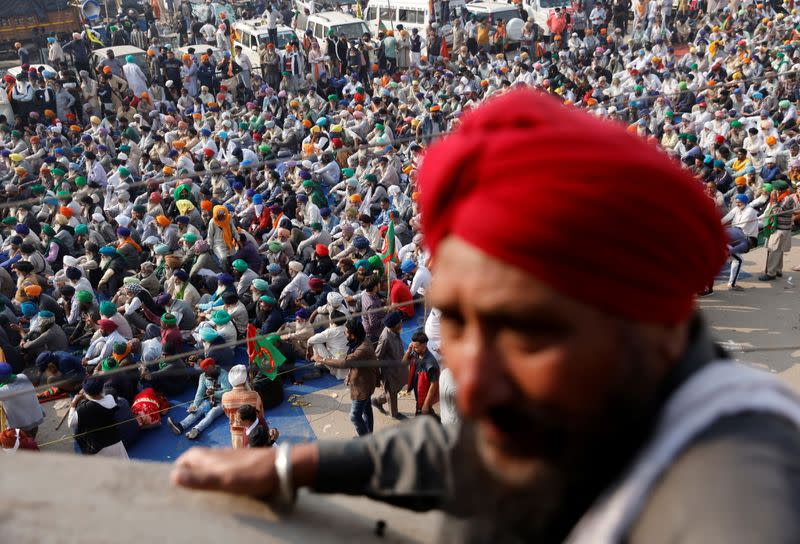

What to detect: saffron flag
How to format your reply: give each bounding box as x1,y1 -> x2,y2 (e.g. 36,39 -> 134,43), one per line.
380,219 -> 398,263
247,324 -> 286,380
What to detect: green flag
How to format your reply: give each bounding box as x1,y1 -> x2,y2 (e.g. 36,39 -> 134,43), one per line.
380,219 -> 397,263
247,325 -> 286,380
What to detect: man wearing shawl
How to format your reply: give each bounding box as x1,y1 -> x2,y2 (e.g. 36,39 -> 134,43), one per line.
208,205 -> 238,263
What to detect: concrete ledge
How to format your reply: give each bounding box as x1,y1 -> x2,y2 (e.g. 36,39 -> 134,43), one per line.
2,452 -> 442,543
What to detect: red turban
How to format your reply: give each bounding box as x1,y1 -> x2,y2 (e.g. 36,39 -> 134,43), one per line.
315,243 -> 329,257
199,358 -> 215,371
97,319 -> 118,334
419,89 -> 726,325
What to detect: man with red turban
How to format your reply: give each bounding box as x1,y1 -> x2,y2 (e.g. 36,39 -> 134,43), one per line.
171,90 -> 800,542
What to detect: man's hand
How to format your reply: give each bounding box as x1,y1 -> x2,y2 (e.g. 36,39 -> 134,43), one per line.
171,443 -> 319,496
187,405 -> 198,413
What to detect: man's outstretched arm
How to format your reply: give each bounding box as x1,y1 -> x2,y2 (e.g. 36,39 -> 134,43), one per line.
171,417 -> 459,511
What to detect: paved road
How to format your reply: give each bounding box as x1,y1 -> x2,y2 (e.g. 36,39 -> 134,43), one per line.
700,232 -> 800,392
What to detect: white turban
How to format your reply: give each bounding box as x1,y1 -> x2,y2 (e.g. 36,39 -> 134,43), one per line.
288,261 -> 303,272
327,292 -> 343,308
228,364 -> 248,387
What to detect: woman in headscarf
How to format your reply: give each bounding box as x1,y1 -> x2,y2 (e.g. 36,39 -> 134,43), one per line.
207,205 -> 238,264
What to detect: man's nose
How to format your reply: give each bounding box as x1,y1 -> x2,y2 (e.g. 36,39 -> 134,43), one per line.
453,330 -> 514,419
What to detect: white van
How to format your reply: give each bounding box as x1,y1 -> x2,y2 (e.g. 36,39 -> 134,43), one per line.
302,12 -> 370,54
91,45 -> 150,77
522,0 -> 574,36
365,0 -> 465,41
465,2 -> 522,25
232,19 -> 298,68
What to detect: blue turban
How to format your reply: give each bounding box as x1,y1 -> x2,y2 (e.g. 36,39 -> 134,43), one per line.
20,301 -> 38,317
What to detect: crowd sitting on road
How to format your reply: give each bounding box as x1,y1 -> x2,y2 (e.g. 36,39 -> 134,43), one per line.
0,0 -> 800,454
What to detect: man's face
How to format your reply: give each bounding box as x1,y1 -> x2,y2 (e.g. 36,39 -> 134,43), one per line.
410,340 -> 427,355
429,237 -> 674,490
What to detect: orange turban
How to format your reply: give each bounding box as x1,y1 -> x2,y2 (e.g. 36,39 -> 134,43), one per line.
24,284 -> 42,297
200,200 -> 213,211
156,215 -> 171,227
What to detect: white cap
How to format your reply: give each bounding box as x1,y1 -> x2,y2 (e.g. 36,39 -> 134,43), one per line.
228,364 -> 248,387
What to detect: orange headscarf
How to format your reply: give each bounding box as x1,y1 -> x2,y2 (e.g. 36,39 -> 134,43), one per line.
112,343 -> 132,362
212,205 -> 236,250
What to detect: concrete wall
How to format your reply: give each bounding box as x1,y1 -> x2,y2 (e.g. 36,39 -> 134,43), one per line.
1,451 -> 443,543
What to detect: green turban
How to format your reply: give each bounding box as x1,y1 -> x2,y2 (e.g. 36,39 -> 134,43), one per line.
367,255 -> 383,270
75,176 -> 87,186
310,222 -> 322,231
342,168 -> 355,178
154,244 -> 170,255
99,301 -> 117,316
773,180 -> 790,191
211,310 -> 231,325
268,241 -> 282,253
182,232 -> 198,244
259,144 -> 270,153
74,224 -> 88,235
199,326 -> 219,342
100,358 -> 118,372
161,313 -> 177,326
173,183 -> 191,202
56,190 -> 70,199
252,278 -> 269,292
51,168 -> 66,177
232,259 -> 248,272
259,295 -> 277,305
41,224 -> 56,237
76,290 -> 93,304
118,167 -> 130,177
763,183 -> 774,193
2,217 -> 17,225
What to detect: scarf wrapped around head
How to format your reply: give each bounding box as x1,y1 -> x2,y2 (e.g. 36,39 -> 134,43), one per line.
193,239 -> 210,255
212,205 -> 236,250
174,183 -> 192,202
176,199 -> 196,216
112,341 -> 132,362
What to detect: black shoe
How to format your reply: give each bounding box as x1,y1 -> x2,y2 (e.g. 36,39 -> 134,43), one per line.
698,288 -> 714,297
391,413 -> 407,421
759,274 -> 776,281
167,417 -> 183,435
777,272 -> 783,277
371,397 -> 387,415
